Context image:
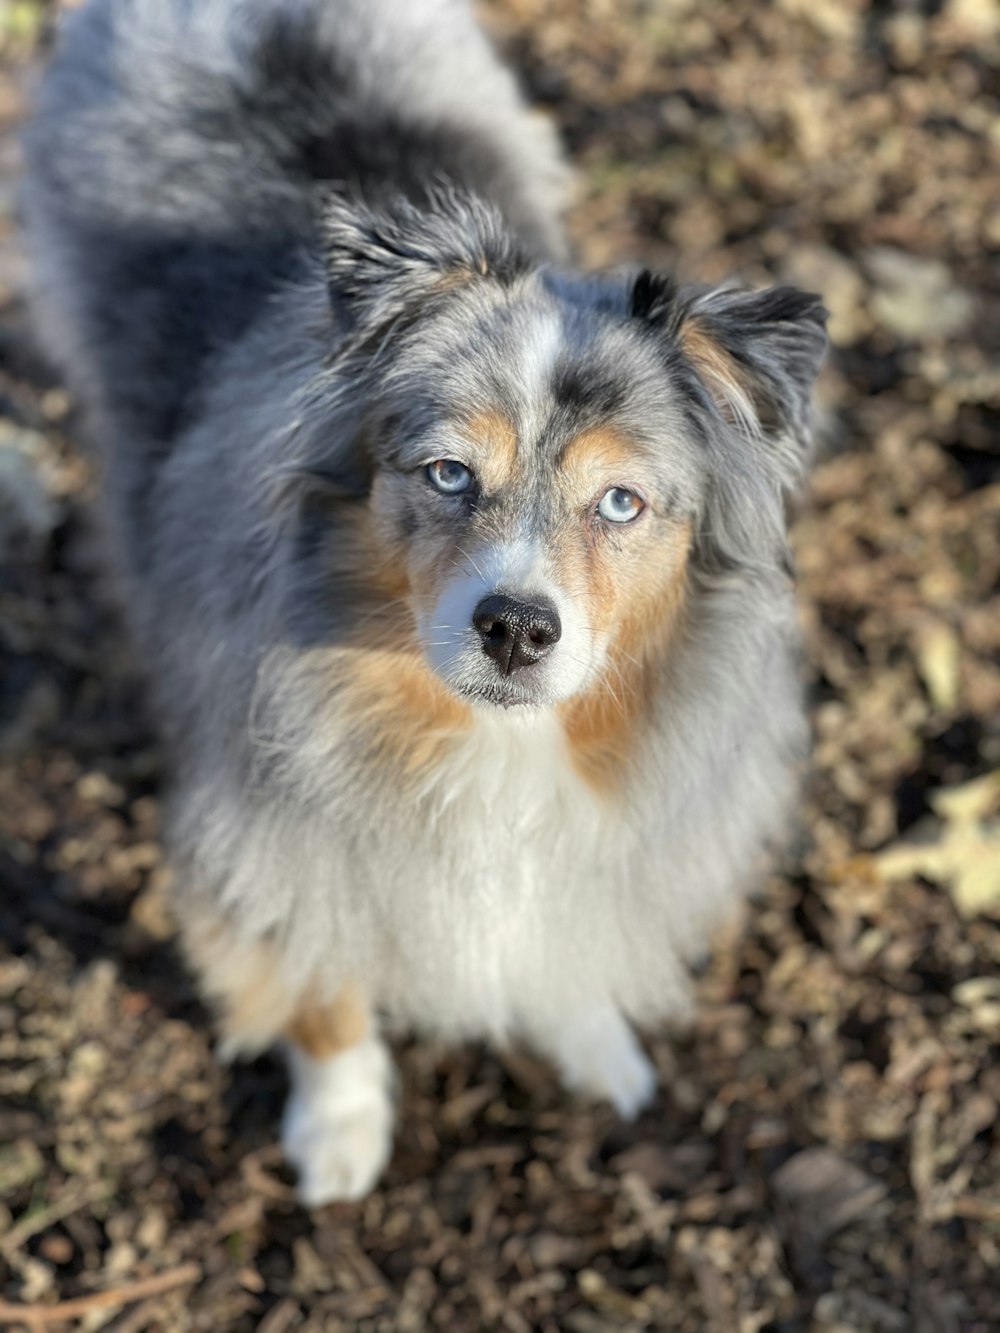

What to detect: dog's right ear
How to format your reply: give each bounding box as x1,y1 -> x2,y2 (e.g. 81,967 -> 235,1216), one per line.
322,188 -> 529,340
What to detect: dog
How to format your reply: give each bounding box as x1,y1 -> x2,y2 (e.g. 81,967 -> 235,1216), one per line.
22,0 -> 827,1205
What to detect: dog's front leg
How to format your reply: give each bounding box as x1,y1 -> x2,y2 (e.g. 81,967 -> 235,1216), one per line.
535,1005 -> 658,1120
281,984 -> 395,1206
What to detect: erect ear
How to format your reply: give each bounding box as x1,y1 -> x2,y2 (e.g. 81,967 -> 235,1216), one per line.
322,187 -> 529,340
631,274 -> 828,486
630,273 -> 827,571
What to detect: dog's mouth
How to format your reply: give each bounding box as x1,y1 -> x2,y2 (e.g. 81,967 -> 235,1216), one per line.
453,678 -> 546,710
429,638 -> 567,710
418,576 -> 596,710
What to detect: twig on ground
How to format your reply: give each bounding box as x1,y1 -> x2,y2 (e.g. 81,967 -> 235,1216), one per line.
0,1263 -> 201,1327
0,1183 -> 107,1262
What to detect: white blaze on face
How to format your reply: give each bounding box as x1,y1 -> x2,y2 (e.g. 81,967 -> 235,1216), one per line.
514,310 -> 565,444
417,537 -> 599,706
415,308 -> 607,706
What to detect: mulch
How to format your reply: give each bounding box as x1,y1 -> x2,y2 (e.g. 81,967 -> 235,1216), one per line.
0,1 -> 997,1329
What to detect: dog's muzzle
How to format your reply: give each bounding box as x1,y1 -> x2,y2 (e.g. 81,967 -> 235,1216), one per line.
472,593 -> 562,676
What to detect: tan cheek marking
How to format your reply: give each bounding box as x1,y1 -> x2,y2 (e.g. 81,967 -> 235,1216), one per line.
336,641 -> 473,780
318,497 -> 473,778
285,982 -> 370,1060
548,524 -> 618,635
400,517 -> 491,614
460,409 -> 519,491
327,496 -> 412,609
368,551 -> 412,605
560,522 -> 692,797
613,521 -> 692,664
552,423 -> 649,632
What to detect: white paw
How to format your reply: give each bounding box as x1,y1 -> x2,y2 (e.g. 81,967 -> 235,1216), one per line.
549,1010 -> 658,1120
281,1036 -> 394,1206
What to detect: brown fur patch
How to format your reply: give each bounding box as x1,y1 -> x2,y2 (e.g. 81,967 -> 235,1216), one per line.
551,425 -> 653,635
322,484 -> 474,781
182,914 -> 299,1050
679,319 -> 755,428
333,495 -> 413,608
558,425 -> 639,492
338,645 -> 473,779
181,910 -> 370,1058
560,521 -> 692,796
285,982 -> 369,1059
459,409 -> 520,490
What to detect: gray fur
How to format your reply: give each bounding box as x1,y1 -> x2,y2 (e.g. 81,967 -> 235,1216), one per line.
21,0 -> 826,1065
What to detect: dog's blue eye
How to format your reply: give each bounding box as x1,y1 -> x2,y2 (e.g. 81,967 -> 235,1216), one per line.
427,459 -> 473,495
597,487 -> 644,523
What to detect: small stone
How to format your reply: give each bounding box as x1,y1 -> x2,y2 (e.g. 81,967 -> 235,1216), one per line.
39,1234 -> 74,1265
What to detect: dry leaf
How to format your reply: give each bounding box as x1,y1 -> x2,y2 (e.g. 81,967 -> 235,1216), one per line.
913,620 -> 962,713
771,1147 -> 889,1247
872,772 -> 1000,916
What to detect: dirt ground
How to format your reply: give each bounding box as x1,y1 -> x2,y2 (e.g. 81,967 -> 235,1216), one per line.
1,1 -> 998,1330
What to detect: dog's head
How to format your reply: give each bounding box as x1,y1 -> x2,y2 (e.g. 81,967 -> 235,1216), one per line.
305,189 -> 826,712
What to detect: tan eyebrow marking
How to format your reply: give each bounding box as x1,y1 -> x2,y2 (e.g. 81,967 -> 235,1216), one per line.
555,425 -> 649,520
458,409 -> 519,490
558,424 -> 638,476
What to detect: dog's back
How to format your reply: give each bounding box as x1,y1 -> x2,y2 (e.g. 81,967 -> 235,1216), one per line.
22,0 -> 566,567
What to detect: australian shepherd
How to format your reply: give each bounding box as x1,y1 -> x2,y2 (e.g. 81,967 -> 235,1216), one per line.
22,0 -> 827,1204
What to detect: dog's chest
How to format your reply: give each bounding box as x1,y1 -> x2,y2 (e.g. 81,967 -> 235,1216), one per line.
355,711 -> 641,1031
418,711 -> 616,868
347,707 -> 633,928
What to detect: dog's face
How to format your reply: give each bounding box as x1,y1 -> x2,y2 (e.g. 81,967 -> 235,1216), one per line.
364,302 -> 700,710
317,193 -> 827,712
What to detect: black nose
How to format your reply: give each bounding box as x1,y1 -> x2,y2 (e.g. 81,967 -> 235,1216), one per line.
472,594 -> 562,675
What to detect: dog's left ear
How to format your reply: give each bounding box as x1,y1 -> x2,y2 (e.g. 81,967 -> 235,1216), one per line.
323,188 -> 529,341
631,273 -> 828,487
630,273 -> 827,570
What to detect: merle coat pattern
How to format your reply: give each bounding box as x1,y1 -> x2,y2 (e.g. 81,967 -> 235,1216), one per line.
22,0 -> 827,1203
